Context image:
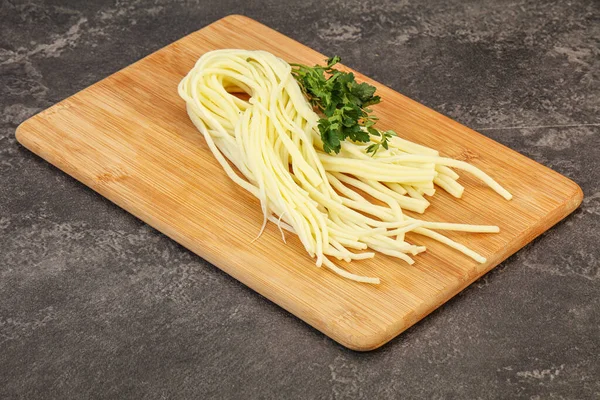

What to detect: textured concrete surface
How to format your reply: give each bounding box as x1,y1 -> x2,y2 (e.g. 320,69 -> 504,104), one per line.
1,0 -> 599,398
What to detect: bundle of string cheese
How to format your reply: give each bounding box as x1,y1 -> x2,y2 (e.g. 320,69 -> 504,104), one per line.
178,49 -> 512,284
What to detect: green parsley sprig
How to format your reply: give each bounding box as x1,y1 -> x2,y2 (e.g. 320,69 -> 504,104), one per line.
290,56 -> 396,155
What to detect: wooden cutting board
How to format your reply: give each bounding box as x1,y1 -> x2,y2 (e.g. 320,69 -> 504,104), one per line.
16,15 -> 583,351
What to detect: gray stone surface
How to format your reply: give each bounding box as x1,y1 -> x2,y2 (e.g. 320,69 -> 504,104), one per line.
1,0 -> 599,398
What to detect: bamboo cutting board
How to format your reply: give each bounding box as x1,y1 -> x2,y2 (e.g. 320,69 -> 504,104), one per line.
16,15 -> 582,351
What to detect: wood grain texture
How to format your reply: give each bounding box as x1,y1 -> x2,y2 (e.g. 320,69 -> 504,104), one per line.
16,15 -> 583,351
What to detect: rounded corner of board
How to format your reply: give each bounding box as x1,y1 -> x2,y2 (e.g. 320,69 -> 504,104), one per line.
333,328 -> 393,352
15,119 -> 33,146
569,182 -> 584,211
216,14 -> 257,27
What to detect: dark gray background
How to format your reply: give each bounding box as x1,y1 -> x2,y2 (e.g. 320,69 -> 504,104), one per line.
1,0 -> 599,398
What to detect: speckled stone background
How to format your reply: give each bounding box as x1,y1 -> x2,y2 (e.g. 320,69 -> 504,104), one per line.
1,0 -> 599,398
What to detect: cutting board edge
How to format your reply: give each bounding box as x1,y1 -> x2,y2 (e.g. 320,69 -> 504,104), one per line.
362,180 -> 583,351
13,15 -> 239,140
15,119 -> 584,351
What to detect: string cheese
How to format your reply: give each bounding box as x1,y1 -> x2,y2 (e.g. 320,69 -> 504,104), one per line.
178,49 -> 511,284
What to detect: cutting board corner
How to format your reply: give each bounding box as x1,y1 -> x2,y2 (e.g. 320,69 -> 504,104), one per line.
15,117 -> 32,147
568,181 -> 584,211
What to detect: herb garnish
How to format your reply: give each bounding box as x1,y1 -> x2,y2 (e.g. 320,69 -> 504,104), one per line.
291,56 -> 396,155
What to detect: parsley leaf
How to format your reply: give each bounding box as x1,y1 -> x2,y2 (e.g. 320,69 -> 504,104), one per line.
291,56 -> 395,155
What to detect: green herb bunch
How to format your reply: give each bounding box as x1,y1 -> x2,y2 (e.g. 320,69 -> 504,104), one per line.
291,56 -> 396,155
